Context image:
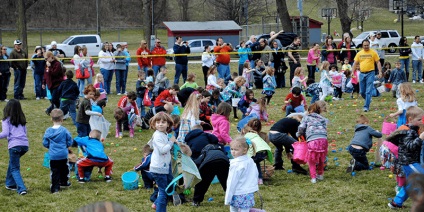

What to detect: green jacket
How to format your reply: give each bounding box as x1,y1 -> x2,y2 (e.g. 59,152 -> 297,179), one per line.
245,132 -> 273,163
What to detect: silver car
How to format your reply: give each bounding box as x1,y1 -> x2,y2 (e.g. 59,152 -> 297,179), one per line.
166,39 -> 216,60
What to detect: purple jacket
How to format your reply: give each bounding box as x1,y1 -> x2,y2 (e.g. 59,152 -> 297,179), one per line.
0,118 -> 29,149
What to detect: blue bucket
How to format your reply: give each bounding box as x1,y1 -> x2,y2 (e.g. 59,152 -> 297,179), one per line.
121,171 -> 139,190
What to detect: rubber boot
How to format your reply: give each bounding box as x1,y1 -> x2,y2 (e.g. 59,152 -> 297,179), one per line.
129,127 -> 134,138
115,123 -> 120,138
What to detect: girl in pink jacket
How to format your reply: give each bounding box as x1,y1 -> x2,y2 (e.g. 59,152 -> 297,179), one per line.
307,43 -> 321,81
211,102 -> 232,145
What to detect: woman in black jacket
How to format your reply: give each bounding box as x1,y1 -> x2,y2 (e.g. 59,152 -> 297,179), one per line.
399,37 -> 411,81
271,41 -> 287,88
0,45 -> 11,101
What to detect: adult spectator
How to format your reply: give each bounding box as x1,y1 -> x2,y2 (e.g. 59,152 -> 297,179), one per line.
136,40 -> 151,75
72,45 -> 84,97
270,40 -> 287,88
369,33 -> 380,75
411,36 -> 423,83
173,36 -> 190,85
338,35 -> 357,65
287,37 -> 301,87
376,32 -> 386,67
49,41 -> 65,59
321,36 -> 337,66
98,43 -> 115,94
201,45 -> 215,86
259,38 -> 273,66
252,59 -> 266,89
268,30 -> 285,48
306,43 -> 320,80
237,41 -> 250,76
114,44 -> 127,95
352,40 -> 382,112
268,115 -> 308,175
245,35 -> 258,68
32,46 -> 46,100
399,37 -> 411,81
214,37 -> 233,83
122,44 -> 131,93
9,40 -> 28,100
79,45 -> 94,95
245,35 -> 257,46
150,38 -> 166,76
43,51 -> 64,115
0,45 -> 11,101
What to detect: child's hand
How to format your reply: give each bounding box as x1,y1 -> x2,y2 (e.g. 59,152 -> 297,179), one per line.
170,136 -> 176,142
389,113 -> 396,118
98,114 -> 103,117
420,132 -> 424,140
287,152 -> 293,160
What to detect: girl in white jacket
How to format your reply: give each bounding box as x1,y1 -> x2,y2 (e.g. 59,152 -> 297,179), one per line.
225,136 -> 259,212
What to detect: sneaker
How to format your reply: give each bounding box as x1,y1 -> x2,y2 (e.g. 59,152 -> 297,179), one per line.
119,132 -> 123,138
36,97 -> 40,100
413,80 -> 416,83
3,99 -> 8,102
317,175 -> 324,181
311,178 -> 317,184
421,79 -> 424,84
388,201 -> 403,209
172,193 -> 181,206
258,178 -> 263,185
78,178 -> 86,184
104,176 -> 112,183
346,158 -> 356,173
60,182 -> 71,188
192,202 -> 201,207
45,109 -> 50,116
117,93 -> 122,95
151,203 -> 156,210
5,185 -> 17,190
51,189 -> 60,194
363,108 -> 369,112
19,190 -> 27,195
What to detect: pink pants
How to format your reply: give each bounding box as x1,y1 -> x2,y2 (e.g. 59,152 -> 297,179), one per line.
306,138 -> 328,179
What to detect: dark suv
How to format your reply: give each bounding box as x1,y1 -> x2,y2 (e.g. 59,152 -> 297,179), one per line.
237,32 -> 298,50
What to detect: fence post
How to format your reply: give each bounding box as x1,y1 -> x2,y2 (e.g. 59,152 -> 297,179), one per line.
40,29 -> 43,47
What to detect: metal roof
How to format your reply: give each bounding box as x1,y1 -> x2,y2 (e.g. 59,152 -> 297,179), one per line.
163,21 -> 242,31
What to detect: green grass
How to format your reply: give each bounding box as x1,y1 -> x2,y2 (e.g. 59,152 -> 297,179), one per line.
0,55 -> 417,211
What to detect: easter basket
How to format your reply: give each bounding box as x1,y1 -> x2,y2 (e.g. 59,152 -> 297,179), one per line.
292,136 -> 308,164
382,117 -> 397,135
249,191 -> 266,212
261,162 -> 275,180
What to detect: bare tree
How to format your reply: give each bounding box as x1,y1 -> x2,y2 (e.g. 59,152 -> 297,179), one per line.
16,0 -> 40,55
276,0 -> 293,32
177,0 -> 190,21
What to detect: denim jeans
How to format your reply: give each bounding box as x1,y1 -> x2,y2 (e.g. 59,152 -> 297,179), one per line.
268,132 -> 297,168
310,94 -> 319,104
307,65 -> 316,81
141,171 -> 154,188
100,68 -> 114,94
174,64 -> 188,85
285,105 -> 305,116
60,99 -> 77,125
152,65 -> 164,77
348,145 -> 369,171
13,68 -> 27,99
115,69 -> 126,94
252,151 -> 267,179
46,87 -> 60,114
0,72 -> 11,100
151,172 -> 173,212
217,64 -> 230,81
139,66 -> 149,75
6,146 -> 28,193
393,163 -> 424,206
34,73 -> 45,98
400,58 -> 410,81
359,71 -> 375,110
77,74 -> 93,97
76,122 -> 91,137
412,60 -> 423,81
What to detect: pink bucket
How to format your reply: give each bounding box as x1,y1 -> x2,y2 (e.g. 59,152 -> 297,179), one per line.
381,117 -> 397,135
292,138 -> 308,165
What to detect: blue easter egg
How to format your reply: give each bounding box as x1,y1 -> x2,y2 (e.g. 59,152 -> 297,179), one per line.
208,197 -> 214,202
333,157 -> 338,161
287,169 -> 293,173
351,172 -> 356,176
335,162 -> 340,166
331,150 -> 336,153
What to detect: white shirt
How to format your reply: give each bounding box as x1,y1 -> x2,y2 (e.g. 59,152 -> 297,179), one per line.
397,99 -> 417,111
148,130 -> 173,174
207,74 -> 221,89
225,155 -> 259,205
98,50 -> 114,70
201,52 -> 215,67
411,42 -> 423,60
73,54 -> 81,70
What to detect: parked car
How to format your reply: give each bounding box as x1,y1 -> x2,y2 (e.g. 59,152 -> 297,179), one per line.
352,30 -> 401,53
44,34 -> 126,57
166,39 -> 216,60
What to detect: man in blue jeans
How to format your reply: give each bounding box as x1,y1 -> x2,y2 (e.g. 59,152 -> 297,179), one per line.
411,35 -> 423,83
352,40 -> 382,112
173,36 -> 190,85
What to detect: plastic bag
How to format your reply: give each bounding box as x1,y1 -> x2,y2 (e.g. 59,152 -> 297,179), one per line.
89,116 -> 111,140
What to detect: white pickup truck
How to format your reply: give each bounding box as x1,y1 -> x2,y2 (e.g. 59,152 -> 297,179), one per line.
44,34 -> 126,57
352,30 -> 401,53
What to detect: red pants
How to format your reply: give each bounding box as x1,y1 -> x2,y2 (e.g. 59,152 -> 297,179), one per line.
77,157 -> 113,179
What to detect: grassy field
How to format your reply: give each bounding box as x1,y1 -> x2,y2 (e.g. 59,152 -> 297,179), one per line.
0,54 -> 419,211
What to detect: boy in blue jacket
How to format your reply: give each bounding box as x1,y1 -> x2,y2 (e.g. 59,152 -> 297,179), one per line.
43,109 -> 73,193
75,130 -> 114,183
346,114 -> 382,173
133,144 -> 154,189
57,70 -> 80,125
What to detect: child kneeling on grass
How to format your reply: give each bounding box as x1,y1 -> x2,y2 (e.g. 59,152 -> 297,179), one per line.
75,130 -> 114,183
346,115 -> 382,173
43,109 -> 73,193
387,106 -> 424,209
134,144 -> 154,189
283,87 -> 306,117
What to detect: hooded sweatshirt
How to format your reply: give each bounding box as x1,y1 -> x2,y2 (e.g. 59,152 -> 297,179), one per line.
211,114 -> 232,144
185,129 -> 219,159
297,113 -> 328,141
42,126 -> 72,160
350,124 -> 382,151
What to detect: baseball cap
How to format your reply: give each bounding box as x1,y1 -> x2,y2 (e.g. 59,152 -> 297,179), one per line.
14,40 -> 22,45
51,41 -> 57,46
369,32 -> 376,37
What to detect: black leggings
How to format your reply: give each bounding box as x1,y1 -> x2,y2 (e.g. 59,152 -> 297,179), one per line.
202,65 -> 209,87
